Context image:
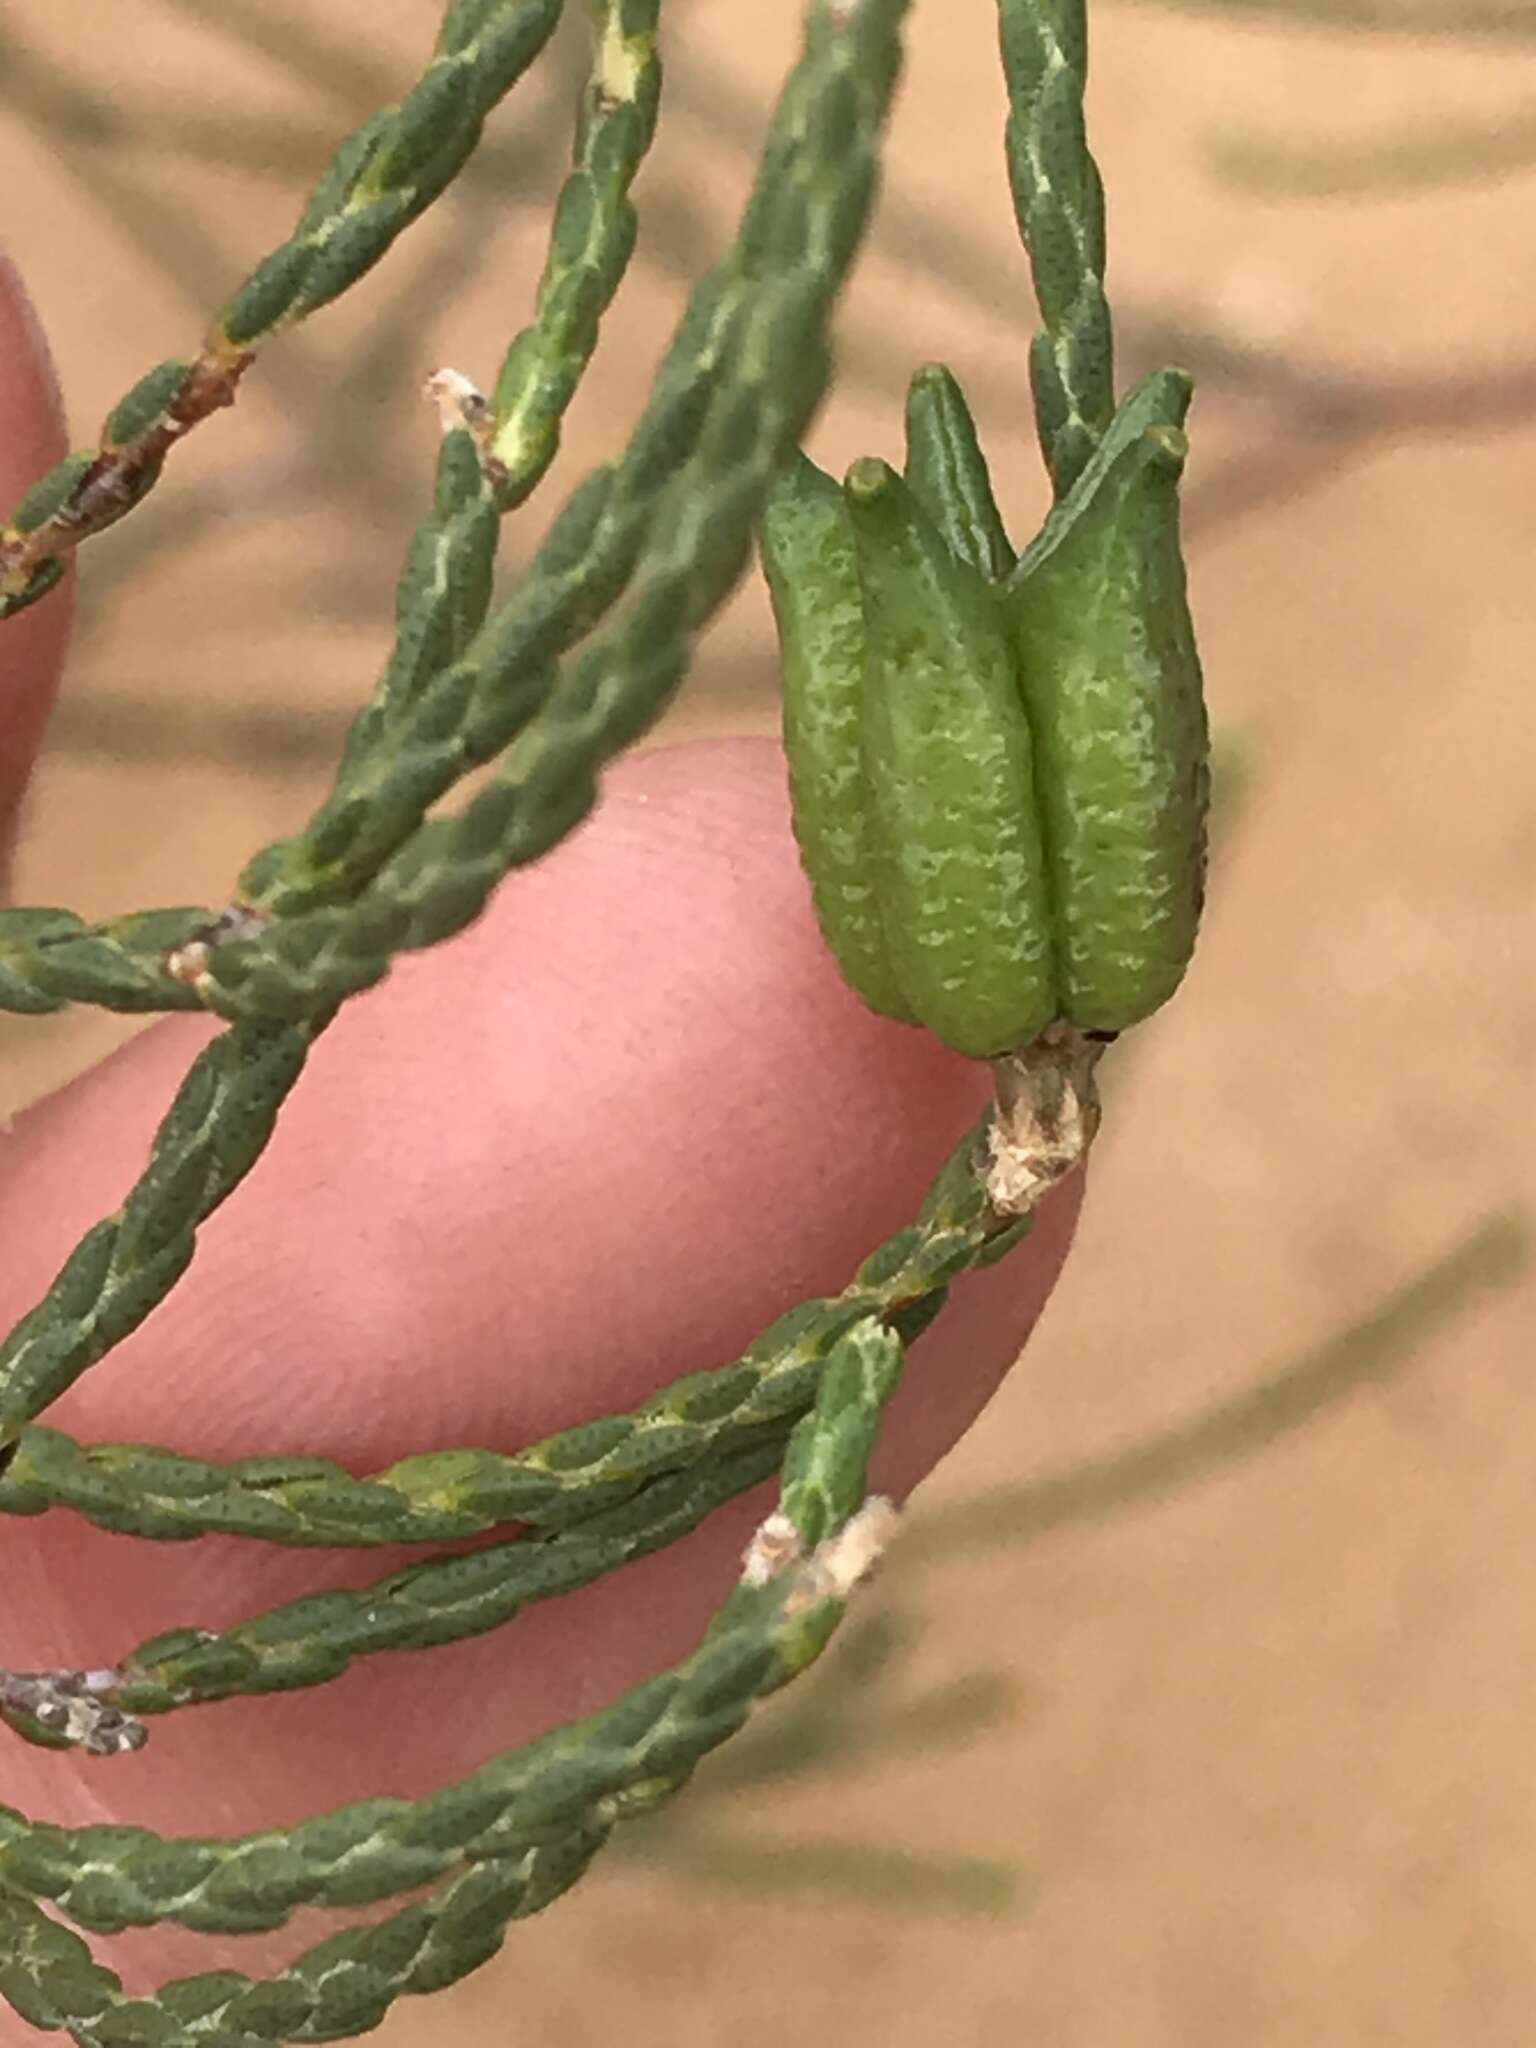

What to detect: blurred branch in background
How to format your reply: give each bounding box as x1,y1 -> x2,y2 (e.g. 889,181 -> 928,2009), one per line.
0,9 -> 584,645
154,0 -> 405,109
0,24 -> 371,182
618,1604 -> 1026,1914
1209,99 -> 1536,196
153,0 -> 580,189
1112,0 -> 1536,37
608,1205 -> 1527,1911
619,1824 -> 1026,1914
1149,327 -> 1536,543
910,1208 -> 1529,1561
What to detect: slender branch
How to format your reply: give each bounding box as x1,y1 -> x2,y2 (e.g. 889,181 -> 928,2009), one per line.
0,0 -> 564,618
0,1115 -> 997,1549
0,1315 -> 905,2009
995,0 -> 1114,495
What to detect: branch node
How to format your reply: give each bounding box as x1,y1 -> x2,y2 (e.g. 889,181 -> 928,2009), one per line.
163,900 -> 270,987
985,1024 -> 1105,1217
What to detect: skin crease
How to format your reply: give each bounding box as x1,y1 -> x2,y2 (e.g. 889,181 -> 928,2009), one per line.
0,261 -> 1081,2004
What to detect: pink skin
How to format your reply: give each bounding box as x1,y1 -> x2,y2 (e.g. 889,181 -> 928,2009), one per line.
0,260 -> 1080,1997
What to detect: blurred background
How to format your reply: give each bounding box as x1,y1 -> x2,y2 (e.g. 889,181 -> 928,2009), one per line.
1,1 -> 1534,2041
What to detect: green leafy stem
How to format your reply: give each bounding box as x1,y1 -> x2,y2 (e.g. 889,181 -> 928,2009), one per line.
0,2 -> 1028,2040
0,0 -> 1150,2039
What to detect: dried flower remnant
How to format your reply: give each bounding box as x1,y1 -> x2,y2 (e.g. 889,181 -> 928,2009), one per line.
787,1495 -> 899,1611
742,1496 -> 899,1609
0,1664 -> 146,1756
425,367 -> 496,461
163,900 -> 271,988
742,1510 -> 805,1587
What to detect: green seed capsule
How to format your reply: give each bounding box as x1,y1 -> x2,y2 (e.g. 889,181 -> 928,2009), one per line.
903,364 -> 1015,583
846,457 -> 1057,1057
1006,371 -> 1209,1033
759,454 -> 913,1022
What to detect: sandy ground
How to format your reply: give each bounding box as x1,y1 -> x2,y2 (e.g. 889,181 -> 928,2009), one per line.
2,2 -> 1535,2042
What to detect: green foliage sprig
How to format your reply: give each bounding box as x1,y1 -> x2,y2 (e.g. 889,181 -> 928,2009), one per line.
0,1322 -> 910,2039
0,0 -> 572,619
0,0 -> 899,1457
0,0 -> 1220,2038
996,0 -> 1114,496
0,2 -> 1056,2037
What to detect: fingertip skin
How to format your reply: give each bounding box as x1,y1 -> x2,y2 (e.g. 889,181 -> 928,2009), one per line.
0,739 -> 1072,1920
0,252 -> 73,880
846,457 -> 1057,1058
1008,372 -> 1209,1032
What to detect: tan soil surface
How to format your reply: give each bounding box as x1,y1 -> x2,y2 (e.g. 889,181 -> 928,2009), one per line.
1,4 -> 1534,2043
